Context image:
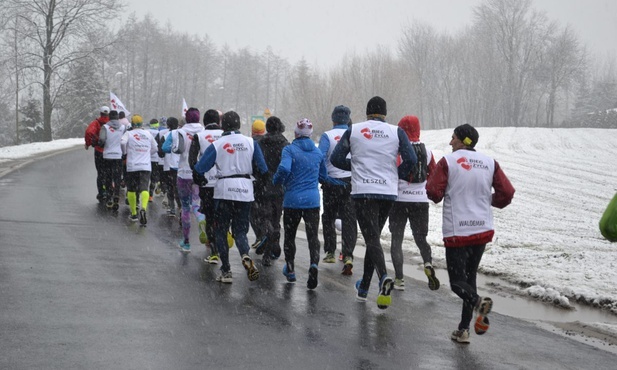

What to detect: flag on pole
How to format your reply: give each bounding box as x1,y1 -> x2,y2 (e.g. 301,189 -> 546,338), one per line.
182,98 -> 188,117
110,91 -> 130,115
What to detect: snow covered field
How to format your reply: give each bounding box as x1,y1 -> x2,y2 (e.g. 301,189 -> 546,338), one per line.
1,128 -> 616,316
411,127 -> 617,316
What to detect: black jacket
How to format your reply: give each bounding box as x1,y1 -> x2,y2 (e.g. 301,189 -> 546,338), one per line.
255,122 -> 289,198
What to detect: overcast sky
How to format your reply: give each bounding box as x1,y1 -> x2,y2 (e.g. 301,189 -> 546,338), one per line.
126,0 -> 617,68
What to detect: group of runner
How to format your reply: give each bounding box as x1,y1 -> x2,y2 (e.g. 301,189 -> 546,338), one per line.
84,95 -> 515,344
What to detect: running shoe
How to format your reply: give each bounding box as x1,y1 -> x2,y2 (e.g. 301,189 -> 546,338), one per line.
424,263 -> 440,291
322,252 -> 336,263
282,264 -> 296,283
355,280 -> 368,302
376,275 -> 394,309
341,256 -> 353,275
262,255 -> 272,267
242,255 -> 259,281
475,296 -> 493,316
106,200 -> 114,209
216,271 -> 233,283
162,198 -> 169,208
204,254 -> 219,265
179,240 -> 191,253
97,193 -> 107,203
451,329 -> 470,344
393,278 -> 405,291
112,197 -> 119,211
139,209 -> 147,225
198,220 -> 208,244
474,315 -> 490,335
128,214 -> 139,222
307,264 -> 318,290
254,236 -> 268,255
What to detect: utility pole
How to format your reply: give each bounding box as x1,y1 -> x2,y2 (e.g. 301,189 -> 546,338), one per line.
14,16 -> 19,145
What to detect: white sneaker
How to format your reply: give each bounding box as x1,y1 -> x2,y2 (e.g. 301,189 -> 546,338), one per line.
216,271 -> 232,283
451,329 -> 470,344
393,278 -> 405,291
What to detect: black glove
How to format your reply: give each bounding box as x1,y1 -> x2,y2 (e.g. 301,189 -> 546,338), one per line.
192,170 -> 208,187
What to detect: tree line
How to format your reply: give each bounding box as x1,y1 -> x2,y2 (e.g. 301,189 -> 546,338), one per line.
0,0 -> 615,147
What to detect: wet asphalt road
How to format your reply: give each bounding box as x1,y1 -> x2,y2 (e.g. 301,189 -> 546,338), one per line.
0,148 -> 616,370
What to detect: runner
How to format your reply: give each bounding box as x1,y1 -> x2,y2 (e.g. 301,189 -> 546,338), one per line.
162,108 -> 205,252
273,118 -> 345,290
330,96 -> 416,309
426,123 -> 515,343
253,116 -> 289,266
318,105 -> 358,274
189,109 -> 223,264
121,115 -> 158,225
84,106 -> 110,202
388,115 -> 440,291
194,111 -> 268,283
160,117 -> 180,217
98,110 -> 127,211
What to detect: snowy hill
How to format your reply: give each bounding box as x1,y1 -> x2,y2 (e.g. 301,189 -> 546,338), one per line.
404,127 -> 617,314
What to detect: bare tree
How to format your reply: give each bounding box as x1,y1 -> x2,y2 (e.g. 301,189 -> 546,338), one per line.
474,0 -> 548,126
1,0 -> 123,141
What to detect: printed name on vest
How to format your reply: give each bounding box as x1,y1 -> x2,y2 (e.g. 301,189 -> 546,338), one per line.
402,190 -> 423,195
459,220 -> 486,227
227,187 -> 249,193
362,178 -> 387,184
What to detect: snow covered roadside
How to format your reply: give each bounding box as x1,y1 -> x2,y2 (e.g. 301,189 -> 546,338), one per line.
411,127 -> 617,315
0,138 -> 83,163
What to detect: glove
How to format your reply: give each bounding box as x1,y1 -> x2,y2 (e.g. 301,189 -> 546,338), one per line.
192,170 -> 208,187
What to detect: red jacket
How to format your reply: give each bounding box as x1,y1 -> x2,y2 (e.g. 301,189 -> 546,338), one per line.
426,155 -> 515,247
84,116 -> 109,153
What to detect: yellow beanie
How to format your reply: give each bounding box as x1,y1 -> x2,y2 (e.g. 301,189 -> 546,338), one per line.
252,119 -> 265,135
131,115 -> 143,126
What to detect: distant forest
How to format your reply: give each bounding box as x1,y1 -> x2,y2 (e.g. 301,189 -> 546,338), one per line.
0,0 -> 615,146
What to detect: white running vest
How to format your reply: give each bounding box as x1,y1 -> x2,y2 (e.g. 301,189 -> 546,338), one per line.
396,147 -> 433,203
324,128 -> 351,178
442,150 -> 495,238
162,131 -> 179,171
148,128 -> 161,162
196,128 -> 224,188
349,120 -> 400,196
173,123 -> 203,180
123,129 -> 157,172
211,132 -> 255,202
102,124 -> 126,160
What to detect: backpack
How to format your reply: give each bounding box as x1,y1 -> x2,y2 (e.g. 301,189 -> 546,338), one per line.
599,192 -> 617,242
410,142 -> 427,183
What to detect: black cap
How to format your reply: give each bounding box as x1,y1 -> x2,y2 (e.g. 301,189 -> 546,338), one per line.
454,123 -> 479,148
221,111 -> 241,132
203,109 -> 220,125
366,96 -> 387,116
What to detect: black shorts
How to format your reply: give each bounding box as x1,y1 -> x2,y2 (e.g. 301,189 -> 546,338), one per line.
126,171 -> 150,192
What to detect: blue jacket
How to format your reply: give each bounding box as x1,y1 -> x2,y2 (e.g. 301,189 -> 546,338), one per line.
273,137 -> 342,209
